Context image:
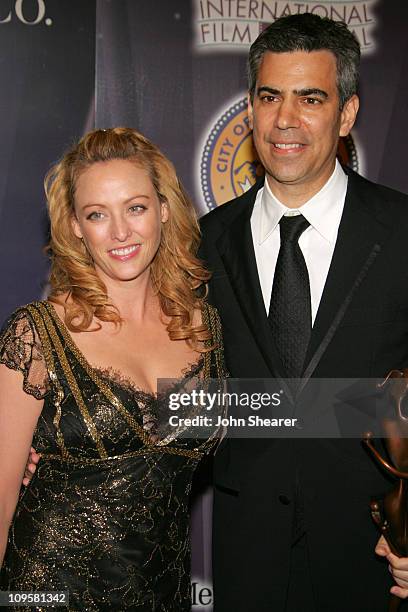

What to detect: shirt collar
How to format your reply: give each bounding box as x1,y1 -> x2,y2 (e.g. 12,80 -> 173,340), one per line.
258,160 -> 348,244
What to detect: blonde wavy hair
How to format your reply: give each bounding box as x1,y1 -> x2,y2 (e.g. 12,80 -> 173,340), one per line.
46,127 -> 211,349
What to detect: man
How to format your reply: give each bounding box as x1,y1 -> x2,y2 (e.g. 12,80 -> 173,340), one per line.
199,13 -> 408,611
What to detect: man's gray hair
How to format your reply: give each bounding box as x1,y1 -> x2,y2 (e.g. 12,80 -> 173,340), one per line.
248,13 -> 360,109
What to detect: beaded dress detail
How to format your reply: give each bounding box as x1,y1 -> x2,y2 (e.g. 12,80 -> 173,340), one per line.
0,301 -> 226,611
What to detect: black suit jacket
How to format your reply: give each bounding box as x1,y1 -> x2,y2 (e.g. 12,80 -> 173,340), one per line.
199,169 -> 408,611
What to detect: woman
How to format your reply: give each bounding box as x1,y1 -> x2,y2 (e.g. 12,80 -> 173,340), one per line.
0,128 -> 225,610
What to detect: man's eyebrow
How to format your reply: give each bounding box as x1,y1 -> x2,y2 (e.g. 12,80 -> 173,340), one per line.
256,86 -> 328,99
294,88 -> 328,98
256,86 -> 281,96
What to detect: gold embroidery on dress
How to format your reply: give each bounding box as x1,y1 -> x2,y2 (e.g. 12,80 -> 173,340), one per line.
36,302 -> 108,460
25,305 -> 68,459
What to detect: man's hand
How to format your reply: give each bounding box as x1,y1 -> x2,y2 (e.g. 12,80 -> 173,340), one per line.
376,535 -> 408,599
22,446 -> 40,486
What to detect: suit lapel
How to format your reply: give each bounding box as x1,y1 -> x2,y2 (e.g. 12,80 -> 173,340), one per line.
215,182 -> 286,378
302,170 -> 393,385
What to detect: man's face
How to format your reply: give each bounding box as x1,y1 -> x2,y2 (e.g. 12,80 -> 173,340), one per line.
248,50 -> 359,205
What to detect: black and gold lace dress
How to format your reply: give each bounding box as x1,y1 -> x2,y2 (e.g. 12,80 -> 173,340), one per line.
0,301 -> 226,611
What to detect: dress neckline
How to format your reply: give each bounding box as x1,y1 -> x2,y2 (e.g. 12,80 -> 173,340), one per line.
43,301 -> 204,398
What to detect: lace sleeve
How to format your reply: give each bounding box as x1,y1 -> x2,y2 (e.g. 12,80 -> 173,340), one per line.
0,308 -> 49,399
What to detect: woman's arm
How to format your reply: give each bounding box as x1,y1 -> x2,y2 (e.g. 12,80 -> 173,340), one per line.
0,363 -> 43,566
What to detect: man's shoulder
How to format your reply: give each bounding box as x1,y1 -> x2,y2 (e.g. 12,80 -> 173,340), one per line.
346,168 -> 408,212
199,197 -> 236,230
199,179 -> 263,235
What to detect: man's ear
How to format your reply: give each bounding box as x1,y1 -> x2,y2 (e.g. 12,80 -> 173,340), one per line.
247,92 -> 254,131
339,94 -> 359,137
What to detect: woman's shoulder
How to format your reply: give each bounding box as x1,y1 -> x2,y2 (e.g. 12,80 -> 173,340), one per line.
1,300 -> 41,326
0,301 -> 51,399
0,300 -> 49,335
1,299 -> 49,318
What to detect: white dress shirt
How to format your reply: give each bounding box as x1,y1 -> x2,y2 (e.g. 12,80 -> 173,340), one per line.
250,160 -> 348,325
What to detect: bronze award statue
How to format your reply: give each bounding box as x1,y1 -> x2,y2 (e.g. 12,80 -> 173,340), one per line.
364,369 -> 408,612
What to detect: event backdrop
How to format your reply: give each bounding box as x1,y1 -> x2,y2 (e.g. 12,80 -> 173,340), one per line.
1,0 -> 408,606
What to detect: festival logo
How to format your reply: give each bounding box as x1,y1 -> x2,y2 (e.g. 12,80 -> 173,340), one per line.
199,97 -> 359,211
194,0 -> 379,54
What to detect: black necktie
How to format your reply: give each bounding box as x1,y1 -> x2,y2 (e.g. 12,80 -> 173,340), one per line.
268,214 -> 311,378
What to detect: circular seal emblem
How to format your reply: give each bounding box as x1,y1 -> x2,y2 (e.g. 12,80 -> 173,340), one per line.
200,97 -> 359,211
200,98 -> 264,211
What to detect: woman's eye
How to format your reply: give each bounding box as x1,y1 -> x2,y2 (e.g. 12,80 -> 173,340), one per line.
87,211 -> 104,220
129,205 -> 146,214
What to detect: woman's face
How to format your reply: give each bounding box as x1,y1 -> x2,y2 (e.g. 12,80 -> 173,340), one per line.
71,159 -> 168,287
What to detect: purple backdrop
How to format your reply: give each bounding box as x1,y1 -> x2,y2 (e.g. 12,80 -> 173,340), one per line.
2,0 -> 408,608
